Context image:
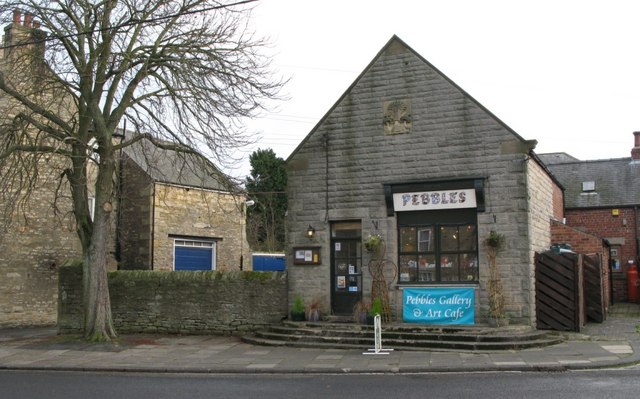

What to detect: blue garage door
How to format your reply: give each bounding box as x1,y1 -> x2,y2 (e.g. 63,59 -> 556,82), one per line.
174,240 -> 215,271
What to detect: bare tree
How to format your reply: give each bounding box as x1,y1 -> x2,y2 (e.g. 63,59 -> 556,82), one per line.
0,0 -> 282,341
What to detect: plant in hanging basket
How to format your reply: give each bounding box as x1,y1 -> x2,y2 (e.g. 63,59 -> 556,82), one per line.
364,234 -> 383,252
486,230 -> 505,249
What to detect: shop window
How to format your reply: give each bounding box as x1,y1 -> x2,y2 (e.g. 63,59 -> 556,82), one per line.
398,223 -> 478,284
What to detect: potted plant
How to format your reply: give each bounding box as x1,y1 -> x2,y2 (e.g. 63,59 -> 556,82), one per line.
306,298 -> 323,322
353,300 -> 370,324
368,297 -> 383,325
290,295 -> 306,321
364,234 -> 383,253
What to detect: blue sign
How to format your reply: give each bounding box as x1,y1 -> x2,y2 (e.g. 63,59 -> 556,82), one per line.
403,287 -> 475,325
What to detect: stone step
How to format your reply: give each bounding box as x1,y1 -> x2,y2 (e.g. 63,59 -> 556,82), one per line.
243,321 -> 563,351
267,324 -> 554,343
242,331 -> 563,352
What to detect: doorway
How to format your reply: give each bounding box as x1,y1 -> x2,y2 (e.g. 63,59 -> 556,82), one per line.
330,221 -> 362,315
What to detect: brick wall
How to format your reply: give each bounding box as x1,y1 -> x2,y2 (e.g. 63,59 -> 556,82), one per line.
58,264 -> 287,334
550,219 -> 611,309
564,207 -> 639,302
286,38 -> 548,325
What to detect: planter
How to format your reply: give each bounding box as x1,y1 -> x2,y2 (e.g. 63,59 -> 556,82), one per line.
307,309 -> 321,322
290,311 -> 305,322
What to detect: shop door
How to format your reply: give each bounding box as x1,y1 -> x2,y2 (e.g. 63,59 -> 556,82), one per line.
331,222 -> 362,315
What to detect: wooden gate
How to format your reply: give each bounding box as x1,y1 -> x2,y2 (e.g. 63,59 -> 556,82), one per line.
535,251 -> 607,332
535,251 -> 584,332
583,254 -> 605,323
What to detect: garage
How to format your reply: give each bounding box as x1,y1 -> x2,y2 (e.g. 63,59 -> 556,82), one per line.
174,239 -> 216,271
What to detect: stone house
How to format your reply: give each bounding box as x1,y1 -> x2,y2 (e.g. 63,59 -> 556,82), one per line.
285,36 -> 564,326
117,138 -> 251,272
0,11 -> 81,327
541,132 -> 640,303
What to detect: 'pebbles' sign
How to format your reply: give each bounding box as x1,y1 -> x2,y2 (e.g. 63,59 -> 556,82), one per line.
393,189 -> 476,212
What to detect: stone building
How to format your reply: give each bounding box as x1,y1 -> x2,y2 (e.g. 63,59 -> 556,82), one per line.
0,11 -> 81,327
541,132 -> 640,303
118,139 -> 251,272
0,11 -> 250,327
285,36 -> 564,326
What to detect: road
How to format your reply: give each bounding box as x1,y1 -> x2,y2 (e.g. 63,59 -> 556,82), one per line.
2,369 -> 640,399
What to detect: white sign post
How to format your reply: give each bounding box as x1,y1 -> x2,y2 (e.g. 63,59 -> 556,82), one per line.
363,315 -> 394,355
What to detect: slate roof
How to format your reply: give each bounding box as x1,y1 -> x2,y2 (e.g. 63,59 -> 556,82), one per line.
122,137 -> 235,193
540,155 -> 640,208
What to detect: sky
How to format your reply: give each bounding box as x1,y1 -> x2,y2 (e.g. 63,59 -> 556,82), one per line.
230,0 -> 639,179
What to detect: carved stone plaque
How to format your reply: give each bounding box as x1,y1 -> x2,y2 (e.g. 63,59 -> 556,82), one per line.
383,99 -> 412,135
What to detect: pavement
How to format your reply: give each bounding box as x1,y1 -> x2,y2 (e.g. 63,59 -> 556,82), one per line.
1,303 -> 640,374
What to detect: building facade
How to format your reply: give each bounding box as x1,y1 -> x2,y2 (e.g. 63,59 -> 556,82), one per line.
285,37 -> 562,326
542,132 -> 640,302
0,11 -> 82,327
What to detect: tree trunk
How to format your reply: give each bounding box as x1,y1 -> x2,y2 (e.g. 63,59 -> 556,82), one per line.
82,151 -> 117,341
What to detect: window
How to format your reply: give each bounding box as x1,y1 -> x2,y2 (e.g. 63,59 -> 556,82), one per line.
398,223 -> 478,283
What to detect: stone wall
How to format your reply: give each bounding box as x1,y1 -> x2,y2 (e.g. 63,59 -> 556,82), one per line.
286,38 -> 547,324
58,264 -> 287,334
0,159 -> 81,327
118,156 -> 154,270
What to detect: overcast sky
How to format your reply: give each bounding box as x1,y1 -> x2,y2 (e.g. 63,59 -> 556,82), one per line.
231,0 -> 639,179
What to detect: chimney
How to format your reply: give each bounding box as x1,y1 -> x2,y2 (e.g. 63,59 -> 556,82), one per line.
13,9 -> 21,25
632,132 -> 640,160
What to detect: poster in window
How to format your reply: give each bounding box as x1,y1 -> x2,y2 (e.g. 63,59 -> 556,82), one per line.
295,250 -> 305,260
349,264 -> 355,274
337,276 -> 346,289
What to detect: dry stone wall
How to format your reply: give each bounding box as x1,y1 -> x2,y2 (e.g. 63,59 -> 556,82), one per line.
58,264 -> 287,334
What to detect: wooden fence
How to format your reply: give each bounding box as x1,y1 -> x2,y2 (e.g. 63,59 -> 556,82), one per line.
535,251 -> 606,332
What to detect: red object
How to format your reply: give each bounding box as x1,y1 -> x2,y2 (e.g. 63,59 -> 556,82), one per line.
628,264 -> 638,303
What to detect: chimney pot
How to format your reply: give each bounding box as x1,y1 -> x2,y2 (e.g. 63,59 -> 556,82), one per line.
33,21 -> 41,29
24,13 -> 32,28
632,132 -> 640,160
13,9 -> 21,25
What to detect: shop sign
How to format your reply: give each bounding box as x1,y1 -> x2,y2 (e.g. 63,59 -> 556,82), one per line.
393,189 -> 476,212
403,287 -> 475,325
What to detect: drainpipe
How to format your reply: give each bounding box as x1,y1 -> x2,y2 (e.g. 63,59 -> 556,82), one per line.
635,205 -> 639,261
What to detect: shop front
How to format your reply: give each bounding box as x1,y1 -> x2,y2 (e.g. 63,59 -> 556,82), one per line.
285,36 -> 559,327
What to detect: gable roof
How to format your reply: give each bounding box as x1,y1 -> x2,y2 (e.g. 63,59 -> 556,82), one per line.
122,137 -> 236,193
544,157 -> 640,208
287,35 -> 536,163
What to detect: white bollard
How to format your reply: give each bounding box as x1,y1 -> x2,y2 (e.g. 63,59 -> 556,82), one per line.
363,314 -> 394,355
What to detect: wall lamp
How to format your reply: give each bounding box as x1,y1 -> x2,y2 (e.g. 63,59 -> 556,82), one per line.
306,225 -> 315,239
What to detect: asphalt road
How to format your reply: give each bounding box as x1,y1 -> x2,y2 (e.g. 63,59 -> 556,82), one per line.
2,369 -> 640,399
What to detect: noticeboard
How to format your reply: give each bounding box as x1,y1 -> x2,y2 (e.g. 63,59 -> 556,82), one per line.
292,246 -> 321,265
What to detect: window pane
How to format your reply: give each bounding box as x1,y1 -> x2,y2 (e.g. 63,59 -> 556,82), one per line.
400,227 -> 416,253
460,253 -> 478,282
418,254 -> 436,282
440,226 -> 458,251
440,255 -> 458,281
399,255 -> 417,282
417,227 -> 433,252
459,224 -> 477,251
